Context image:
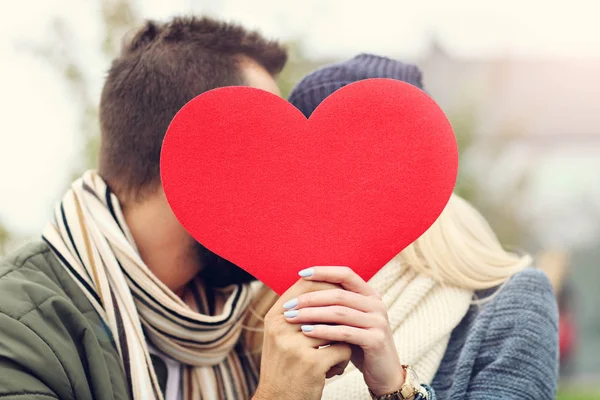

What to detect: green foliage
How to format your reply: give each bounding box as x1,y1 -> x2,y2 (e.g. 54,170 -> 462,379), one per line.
450,106 -> 535,248
27,0 -> 139,181
0,219 -> 9,256
27,3 -> 532,249
557,388 -> 600,400
276,40 -> 336,99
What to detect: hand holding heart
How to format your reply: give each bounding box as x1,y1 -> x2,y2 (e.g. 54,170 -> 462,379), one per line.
284,267 -> 405,396
255,277 -> 353,400
256,267 -> 404,400
161,79 -> 458,398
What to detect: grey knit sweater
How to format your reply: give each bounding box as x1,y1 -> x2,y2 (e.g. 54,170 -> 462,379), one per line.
418,268 -> 559,399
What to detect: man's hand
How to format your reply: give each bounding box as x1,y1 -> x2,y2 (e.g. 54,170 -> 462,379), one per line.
253,278 -> 352,400
282,266 -> 405,396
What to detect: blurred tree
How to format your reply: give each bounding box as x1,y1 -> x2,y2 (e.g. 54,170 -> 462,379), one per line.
25,4 -> 533,249
278,53 -> 535,249
276,40 -> 337,99
25,0 -> 140,178
451,107 -> 535,247
0,219 -> 9,256
276,40 -> 304,98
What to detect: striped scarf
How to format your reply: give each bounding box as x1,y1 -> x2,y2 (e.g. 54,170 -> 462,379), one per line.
42,171 -> 259,400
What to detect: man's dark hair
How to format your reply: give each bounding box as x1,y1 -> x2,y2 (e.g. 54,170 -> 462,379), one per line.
99,16 -> 287,202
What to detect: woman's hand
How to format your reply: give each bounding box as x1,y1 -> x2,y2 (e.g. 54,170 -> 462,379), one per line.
282,266 -> 405,396
254,278 -> 352,400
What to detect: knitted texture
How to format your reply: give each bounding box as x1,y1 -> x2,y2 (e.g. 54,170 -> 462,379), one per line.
288,53 -> 424,118
430,268 -> 559,399
323,269 -> 558,400
322,258 -> 473,399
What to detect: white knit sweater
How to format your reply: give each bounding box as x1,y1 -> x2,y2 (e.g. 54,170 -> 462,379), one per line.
322,257 -> 473,399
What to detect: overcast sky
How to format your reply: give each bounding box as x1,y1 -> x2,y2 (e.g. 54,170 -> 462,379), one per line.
1,0 -> 599,240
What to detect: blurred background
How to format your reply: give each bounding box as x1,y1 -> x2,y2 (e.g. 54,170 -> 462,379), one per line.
0,0 -> 598,398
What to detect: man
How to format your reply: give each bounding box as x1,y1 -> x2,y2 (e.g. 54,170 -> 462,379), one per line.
0,16 -> 352,400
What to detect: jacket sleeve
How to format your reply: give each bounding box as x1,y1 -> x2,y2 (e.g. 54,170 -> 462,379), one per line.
465,269 -> 559,400
0,311 -> 73,400
420,385 -> 436,399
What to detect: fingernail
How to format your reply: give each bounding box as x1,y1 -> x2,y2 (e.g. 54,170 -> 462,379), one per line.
283,298 -> 298,309
301,325 -> 314,332
298,268 -> 315,277
284,310 -> 299,318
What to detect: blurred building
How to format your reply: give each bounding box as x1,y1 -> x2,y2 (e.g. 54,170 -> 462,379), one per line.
419,40 -> 600,141
418,42 -> 600,381
419,39 -> 600,239
284,43 -> 600,381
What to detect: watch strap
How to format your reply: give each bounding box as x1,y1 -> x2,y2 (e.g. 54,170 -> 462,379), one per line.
368,365 -> 426,400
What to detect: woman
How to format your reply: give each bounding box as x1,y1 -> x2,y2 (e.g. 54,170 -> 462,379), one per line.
245,54 -> 558,400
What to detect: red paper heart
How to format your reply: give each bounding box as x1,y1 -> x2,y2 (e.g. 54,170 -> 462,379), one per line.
161,78 -> 457,295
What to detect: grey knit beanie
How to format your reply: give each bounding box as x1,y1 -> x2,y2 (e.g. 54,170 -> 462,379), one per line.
288,53 -> 424,118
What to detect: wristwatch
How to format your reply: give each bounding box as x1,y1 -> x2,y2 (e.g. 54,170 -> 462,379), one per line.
368,365 -> 427,400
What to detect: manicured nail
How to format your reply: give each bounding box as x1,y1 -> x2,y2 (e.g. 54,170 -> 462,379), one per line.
301,325 -> 314,332
283,298 -> 298,309
298,268 -> 315,277
284,310 -> 299,318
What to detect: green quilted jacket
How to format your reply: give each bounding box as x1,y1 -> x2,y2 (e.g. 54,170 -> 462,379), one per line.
0,241 -> 131,400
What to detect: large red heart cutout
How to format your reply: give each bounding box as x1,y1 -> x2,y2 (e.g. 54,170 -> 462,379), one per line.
161,78 -> 457,295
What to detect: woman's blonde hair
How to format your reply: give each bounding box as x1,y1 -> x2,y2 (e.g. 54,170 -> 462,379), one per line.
399,193 -> 530,290
242,193 -> 531,361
